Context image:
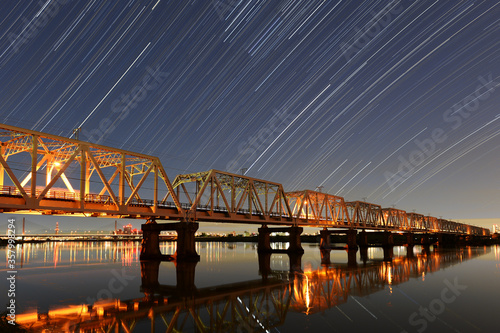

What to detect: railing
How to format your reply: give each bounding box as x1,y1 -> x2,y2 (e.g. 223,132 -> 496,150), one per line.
0,185 -> 77,200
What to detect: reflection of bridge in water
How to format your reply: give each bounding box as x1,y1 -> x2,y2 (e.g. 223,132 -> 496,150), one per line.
16,246 -> 489,332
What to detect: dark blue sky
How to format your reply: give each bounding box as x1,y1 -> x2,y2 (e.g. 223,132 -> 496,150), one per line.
1,0 -> 499,225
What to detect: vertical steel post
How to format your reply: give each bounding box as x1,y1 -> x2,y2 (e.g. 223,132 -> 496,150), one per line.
80,148 -> 86,209
31,136 -> 38,204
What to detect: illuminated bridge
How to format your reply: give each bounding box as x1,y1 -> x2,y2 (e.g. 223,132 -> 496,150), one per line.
14,247 -> 489,332
0,124 -> 490,259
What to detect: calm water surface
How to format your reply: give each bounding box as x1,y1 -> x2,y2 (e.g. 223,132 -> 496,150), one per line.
1,241 -> 499,332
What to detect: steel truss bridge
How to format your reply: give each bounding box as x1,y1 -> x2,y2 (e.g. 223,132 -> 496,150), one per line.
15,247 -> 488,332
0,123 -> 489,236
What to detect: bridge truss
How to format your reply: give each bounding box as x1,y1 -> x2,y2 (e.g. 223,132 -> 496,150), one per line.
0,123 -> 490,236
172,169 -> 293,224
0,123 -> 182,219
286,190 -> 348,226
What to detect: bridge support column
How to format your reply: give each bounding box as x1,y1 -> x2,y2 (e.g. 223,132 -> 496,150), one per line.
405,232 -> 414,246
436,233 -> 444,247
320,228 -> 331,249
382,231 -> 394,261
421,233 -> 431,254
140,220 -> 163,260
258,226 -> 304,254
359,230 -> 368,248
258,226 -> 272,253
383,246 -> 393,262
420,233 -> 430,245
359,246 -> 368,264
405,232 -> 414,257
382,231 -> 394,248
140,221 -> 200,261
457,235 -> 466,247
288,227 -> 304,253
347,249 -> 357,267
347,229 -> 358,250
176,222 -> 200,261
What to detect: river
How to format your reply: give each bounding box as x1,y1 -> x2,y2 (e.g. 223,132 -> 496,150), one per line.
1,241 -> 499,332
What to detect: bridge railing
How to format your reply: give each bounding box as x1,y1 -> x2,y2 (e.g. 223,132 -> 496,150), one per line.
1,185 -> 78,200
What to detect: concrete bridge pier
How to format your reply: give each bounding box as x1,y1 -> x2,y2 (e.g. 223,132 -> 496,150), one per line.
140,220 -> 163,260
258,226 -> 272,252
257,225 -> 304,254
382,231 -> 394,261
346,229 -> 358,250
405,232 -> 415,258
359,230 -> 368,248
383,246 -> 393,262
288,227 -> 304,253
320,228 -> 331,249
176,222 -> 200,261
383,231 -> 394,248
420,233 -> 432,254
359,246 -> 368,264
347,249 -> 358,267
140,220 -> 200,261
436,233 -> 464,248
457,235 -> 466,247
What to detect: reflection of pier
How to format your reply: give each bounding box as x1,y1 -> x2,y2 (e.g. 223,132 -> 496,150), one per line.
16,247 -> 489,332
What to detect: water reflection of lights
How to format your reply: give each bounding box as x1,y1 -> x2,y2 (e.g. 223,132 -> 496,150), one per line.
271,242 -> 289,251
293,272 -> 313,315
11,241 -> 144,267
12,246 -> 491,331
53,242 -> 59,267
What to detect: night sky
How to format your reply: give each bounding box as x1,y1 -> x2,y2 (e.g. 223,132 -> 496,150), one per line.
1,0 -> 499,226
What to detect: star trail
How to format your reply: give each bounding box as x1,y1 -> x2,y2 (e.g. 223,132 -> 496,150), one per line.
1,0 -> 499,223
